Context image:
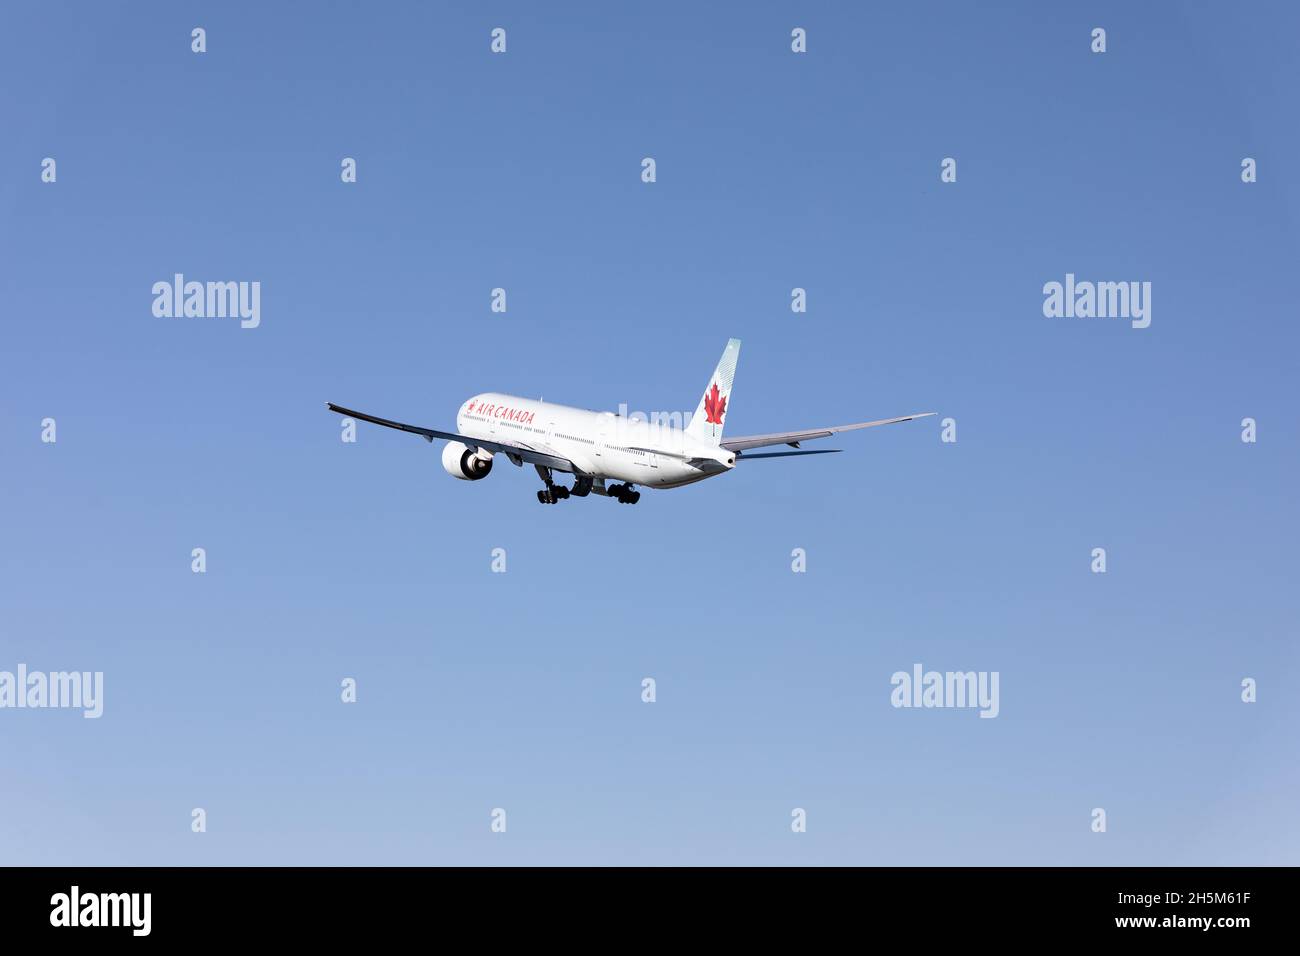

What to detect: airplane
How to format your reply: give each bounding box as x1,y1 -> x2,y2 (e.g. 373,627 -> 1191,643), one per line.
327,338 -> 934,505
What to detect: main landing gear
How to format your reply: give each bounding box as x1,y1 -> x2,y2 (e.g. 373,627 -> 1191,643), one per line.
534,464 -> 574,505
533,466 -> 640,505
607,483 -> 641,505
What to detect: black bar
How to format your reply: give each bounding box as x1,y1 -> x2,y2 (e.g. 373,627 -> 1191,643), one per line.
0,866 -> 1284,942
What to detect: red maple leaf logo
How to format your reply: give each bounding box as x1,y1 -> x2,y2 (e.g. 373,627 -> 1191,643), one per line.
703,382 -> 727,425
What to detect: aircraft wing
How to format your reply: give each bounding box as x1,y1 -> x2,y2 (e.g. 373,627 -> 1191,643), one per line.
720,412 -> 936,452
326,403 -> 579,474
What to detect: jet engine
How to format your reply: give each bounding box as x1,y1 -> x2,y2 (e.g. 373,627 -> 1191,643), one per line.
442,441 -> 494,480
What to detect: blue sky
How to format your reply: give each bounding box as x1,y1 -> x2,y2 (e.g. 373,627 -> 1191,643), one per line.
1,1 -> 1297,865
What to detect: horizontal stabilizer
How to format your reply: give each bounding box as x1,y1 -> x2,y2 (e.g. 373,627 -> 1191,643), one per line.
736,448 -> 842,460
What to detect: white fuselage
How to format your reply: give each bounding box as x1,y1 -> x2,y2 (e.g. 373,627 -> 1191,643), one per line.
456,392 -> 734,489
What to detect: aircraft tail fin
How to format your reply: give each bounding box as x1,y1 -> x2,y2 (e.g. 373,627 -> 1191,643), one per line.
685,338 -> 740,446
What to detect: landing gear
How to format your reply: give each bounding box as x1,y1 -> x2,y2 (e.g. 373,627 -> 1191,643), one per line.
607,483 -> 641,505
534,464 -> 573,505
534,466 -> 638,505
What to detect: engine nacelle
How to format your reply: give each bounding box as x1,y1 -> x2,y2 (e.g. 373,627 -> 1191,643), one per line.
442,441 -> 493,481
